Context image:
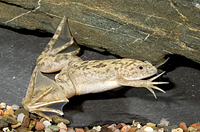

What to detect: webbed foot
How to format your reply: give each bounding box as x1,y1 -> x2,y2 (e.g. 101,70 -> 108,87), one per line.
22,66 -> 69,121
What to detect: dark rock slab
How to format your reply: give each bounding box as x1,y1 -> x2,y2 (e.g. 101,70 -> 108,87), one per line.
0,0 -> 200,64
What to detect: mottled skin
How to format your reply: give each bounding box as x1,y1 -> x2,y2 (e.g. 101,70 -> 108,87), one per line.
22,16 -> 168,121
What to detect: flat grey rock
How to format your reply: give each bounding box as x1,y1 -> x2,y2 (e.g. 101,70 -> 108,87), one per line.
0,27 -> 200,127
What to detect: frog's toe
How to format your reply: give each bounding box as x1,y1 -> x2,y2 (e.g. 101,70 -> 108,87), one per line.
146,85 -> 166,99
145,71 -> 168,98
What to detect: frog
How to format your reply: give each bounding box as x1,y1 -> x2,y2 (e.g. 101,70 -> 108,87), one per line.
22,16 -> 168,121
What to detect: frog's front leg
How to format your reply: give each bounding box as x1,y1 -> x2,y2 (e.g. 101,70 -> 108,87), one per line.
117,72 -> 168,98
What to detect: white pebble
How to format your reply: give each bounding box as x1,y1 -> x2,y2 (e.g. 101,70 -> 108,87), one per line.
0,102 -> 6,109
11,104 -> 20,110
3,127 -> 10,132
43,120 -> 51,128
137,124 -> 141,128
144,127 -> 154,132
17,113 -> 25,123
57,122 -> 67,130
158,128 -> 164,132
45,127 -> 53,132
108,124 -> 117,131
159,118 -> 169,126
92,126 -> 101,131
6,105 -> 13,110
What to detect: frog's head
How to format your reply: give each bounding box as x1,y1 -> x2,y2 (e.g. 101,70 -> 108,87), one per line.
120,59 -> 157,80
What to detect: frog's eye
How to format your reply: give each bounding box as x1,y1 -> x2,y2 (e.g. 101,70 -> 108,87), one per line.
137,65 -> 145,72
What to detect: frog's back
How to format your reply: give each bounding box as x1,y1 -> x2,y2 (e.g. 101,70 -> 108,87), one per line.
69,59 -> 141,80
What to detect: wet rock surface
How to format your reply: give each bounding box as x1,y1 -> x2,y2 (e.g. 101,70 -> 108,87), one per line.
0,0 -> 200,63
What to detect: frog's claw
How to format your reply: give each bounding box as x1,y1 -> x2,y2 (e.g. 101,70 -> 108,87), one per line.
145,71 -> 168,98
117,71 -> 168,98
22,66 -> 69,121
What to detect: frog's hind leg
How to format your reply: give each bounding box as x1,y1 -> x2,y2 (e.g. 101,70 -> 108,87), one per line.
22,66 -> 69,121
39,16 -> 80,57
37,16 -> 80,73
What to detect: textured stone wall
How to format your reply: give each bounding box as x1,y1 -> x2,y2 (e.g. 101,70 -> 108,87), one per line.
0,0 -> 200,63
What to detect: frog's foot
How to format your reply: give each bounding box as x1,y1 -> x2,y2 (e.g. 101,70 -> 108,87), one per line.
22,66 -> 69,121
145,71 -> 168,98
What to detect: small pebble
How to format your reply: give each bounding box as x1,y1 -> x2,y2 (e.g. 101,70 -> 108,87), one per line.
35,121 -> 45,131
0,119 -> 9,128
2,115 -> 18,125
15,126 -> 29,132
8,113 -> 17,119
144,127 -> 154,132
14,108 -> 29,116
92,126 -> 101,131
0,110 -> 4,115
67,128 -> 75,132
137,124 -> 141,129
48,125 -> 60,132
121,125 -> 131,132
179,122 -> 187,132
0,103 -> 6,109
171,128 -> 183,132
57,122 -> 67,130
21,115 -> 30,127
163,125 -> 178,132
159,118 -> 169,126
87,129 -> 98,132
29,120 -> 36,130
190,122 -> 200,131
128,127 -> 137,132
158,128 -> 164,132
108,124 -> 117,131
45,127 -> 53,132
75,129 -> 84,132
43,120 -> 52,128
84,127 -> 89,132
60,128 -> 68,132
17,113 -> 25,123
11,104 -> 20,110
114,129 -> 120,132
11,122 -> 21,129
146,122 -> 156,127
135,129 -> 143,132
2,127 -> 10,132
101,126 -> 113,132
52,116 -> 70,124
187,127 -> 197,132
4,106 -> 14,115
116,123 -> 123,129
40,117 -> 48,122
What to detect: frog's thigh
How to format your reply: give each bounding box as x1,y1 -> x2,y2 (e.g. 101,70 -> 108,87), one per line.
37,54 -> 72,73
55,75 -> 76,99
